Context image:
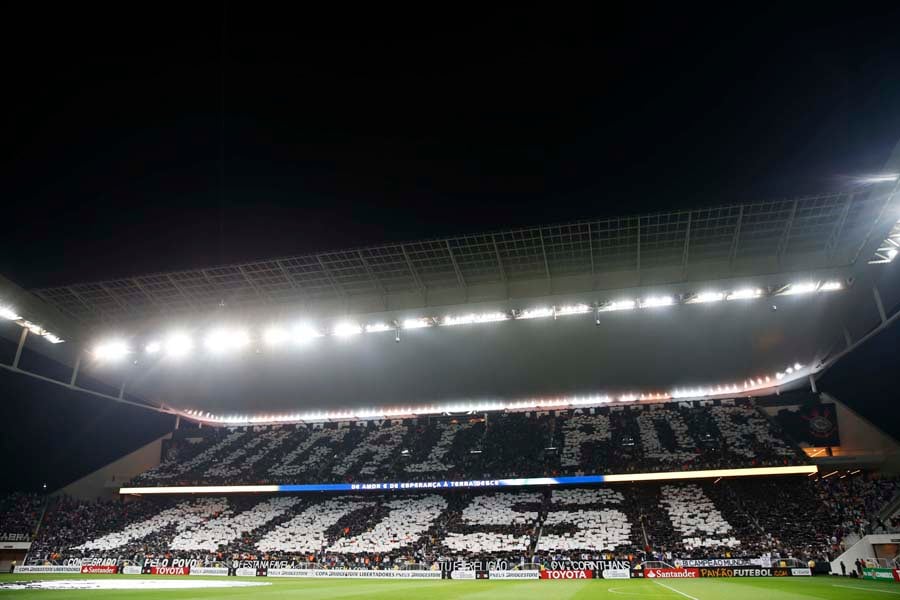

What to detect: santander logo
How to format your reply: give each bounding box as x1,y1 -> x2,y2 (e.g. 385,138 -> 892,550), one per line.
646,568 -> 698,579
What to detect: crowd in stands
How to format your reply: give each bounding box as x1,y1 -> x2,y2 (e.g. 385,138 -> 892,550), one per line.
130,399 -> 807,488
0,492 -> 44,539
818,476 -> 900,544
24,474 -> 900,568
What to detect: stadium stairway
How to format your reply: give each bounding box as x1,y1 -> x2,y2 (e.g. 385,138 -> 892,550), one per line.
829,533 -> 900,574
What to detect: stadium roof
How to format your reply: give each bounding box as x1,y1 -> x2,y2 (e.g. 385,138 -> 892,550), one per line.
29,191 -> 893,328
1,143 -> 899,422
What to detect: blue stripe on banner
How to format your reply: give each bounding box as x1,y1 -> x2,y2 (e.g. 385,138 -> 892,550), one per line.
278,483 -> 354,492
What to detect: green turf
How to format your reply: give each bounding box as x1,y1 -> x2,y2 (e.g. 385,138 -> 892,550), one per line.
0,574 -> 897,599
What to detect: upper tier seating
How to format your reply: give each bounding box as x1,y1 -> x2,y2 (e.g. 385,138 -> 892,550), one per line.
130,399 -> 807,487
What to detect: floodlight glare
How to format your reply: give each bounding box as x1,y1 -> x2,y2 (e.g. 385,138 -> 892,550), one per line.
145,341 -> 161,354
402,318 -> 431,329
292,324 -> 322,342
555,304 -> 592,316
600,300 -> 635,312
690,292 -> 724,304
263,326 -> 289,346
516,307 -> 555,320
0,307 -> 22,320
442,312 -> 508,326
819,281 -> 842,292
726,288 -> 762,300
364,323 -> 392,333
94,340 -> 130,361
888,248 -> 899,261
43,333 -> 64,344
333,322 -> 362,337
204,328 -> 250,353
164,333 -> 193,358
859,173 -> 899,184
640,296 -> 674,308
782,282 -> 818,295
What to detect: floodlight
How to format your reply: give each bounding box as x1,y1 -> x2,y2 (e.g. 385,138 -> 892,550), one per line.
164,333 -> 193,358
333,322 -> 362,337
204,328 -> 250,353
819,281 -> 843,292
555,304 -> 592,316
442,312 -> 508,326
402,318 -> 431,329
365,323 -> 392,333
689,292 -> 724,304
94,340 -> 130,361
600,300 -> 635,312
263,326 -> 289,346
726,288 -> 762,301
292,323 -> 322,342
43,333 -> 64,344
888,248 -> 898,261
145,341 -> 161,354
858,174 -> 899,184
516,307 -> 554,320
782,282 -> 818,295
640,296 -> 673,308
0,307 -> 21,320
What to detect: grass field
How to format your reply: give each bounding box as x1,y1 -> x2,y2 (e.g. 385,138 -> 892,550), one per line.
0,574 -> 897,599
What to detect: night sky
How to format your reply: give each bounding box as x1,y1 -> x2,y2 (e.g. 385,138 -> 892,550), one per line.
2,4 -> 900,491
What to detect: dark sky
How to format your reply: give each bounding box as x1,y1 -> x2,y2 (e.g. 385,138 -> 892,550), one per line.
2,4 -> 900,288
2,4 -> 900,491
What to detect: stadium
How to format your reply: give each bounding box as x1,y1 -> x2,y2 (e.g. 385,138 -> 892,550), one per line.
3,7 -> 900,600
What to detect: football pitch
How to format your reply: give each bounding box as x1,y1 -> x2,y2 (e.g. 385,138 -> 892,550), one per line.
0,574 -> 897,599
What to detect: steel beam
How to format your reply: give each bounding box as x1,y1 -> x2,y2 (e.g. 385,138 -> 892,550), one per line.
729,205 -> 744,270
445,241 -> 467,289
400,244 -> 427,296
12,328 -> 27,369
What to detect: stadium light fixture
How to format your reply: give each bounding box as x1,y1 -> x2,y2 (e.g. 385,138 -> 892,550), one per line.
164,333 -> 193,358
145,341 -> 162,354
819,281 -> 843,292
43,333 -> 65,344
402,317 -> 431,329
555,304 -> 592,316
364,322 -> 392,333
599,300 -> 635,312
640,296 -> 674,308
93,340 -> 130,361
688,292 -> 724,304
858,173 -> 899,184
516,307 -> 555,320
726,288 -> 762,301
0,307 -> 22,320
263,326 -> 289,346
441,312 -> 508,326
292,323 -> 323,343
781,282 -> 818,296
333,322 -> 362,337
204,328 -> 250,354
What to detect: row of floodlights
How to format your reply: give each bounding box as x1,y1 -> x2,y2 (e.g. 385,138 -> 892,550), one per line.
181,361 -> 805,426
0,307 -> 65,344
91,280 -> 843,362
